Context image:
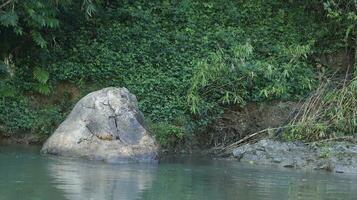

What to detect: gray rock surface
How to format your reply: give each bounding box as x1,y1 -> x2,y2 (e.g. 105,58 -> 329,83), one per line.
233,139 -> 357,174
41,87 -> 158,163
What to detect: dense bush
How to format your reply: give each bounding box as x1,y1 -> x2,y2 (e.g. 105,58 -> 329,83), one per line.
0,96 -> 63,136
188,43 -> 315,116
47,0 -> 322,119
0,0 -> 355,145
0,97 -> 36,135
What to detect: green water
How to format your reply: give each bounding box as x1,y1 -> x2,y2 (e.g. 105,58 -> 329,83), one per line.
1,145 -> 357,200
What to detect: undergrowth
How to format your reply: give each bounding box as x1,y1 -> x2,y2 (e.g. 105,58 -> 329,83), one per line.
284,74 -> 357,141
0,0 -> 355,146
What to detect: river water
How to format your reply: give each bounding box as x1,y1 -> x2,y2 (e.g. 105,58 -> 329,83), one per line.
1,145 -> 357,200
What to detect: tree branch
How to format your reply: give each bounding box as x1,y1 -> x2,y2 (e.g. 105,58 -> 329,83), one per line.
0,0 -> 13,10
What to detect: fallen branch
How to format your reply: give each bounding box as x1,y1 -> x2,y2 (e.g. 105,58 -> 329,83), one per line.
221,126 -> 288,152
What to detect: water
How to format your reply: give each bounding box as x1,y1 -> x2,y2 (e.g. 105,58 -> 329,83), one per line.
1,145 -> 357,200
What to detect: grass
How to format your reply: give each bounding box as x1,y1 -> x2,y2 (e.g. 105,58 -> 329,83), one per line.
283,73 -> 357,141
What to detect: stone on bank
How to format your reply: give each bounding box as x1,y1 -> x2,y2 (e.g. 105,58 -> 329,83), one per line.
41,87 -> 158,163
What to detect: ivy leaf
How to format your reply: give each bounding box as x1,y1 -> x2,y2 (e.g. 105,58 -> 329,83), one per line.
0,11 -> 19,27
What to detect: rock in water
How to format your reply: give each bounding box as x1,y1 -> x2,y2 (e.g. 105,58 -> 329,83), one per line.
41,87 -> 158,163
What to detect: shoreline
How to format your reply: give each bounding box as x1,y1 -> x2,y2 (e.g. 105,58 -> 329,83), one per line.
231,139 -> 357,174
2,133 -> 357,174
0,134 -> 44,145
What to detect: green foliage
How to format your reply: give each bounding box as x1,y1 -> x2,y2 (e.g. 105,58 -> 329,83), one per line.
82,0 -> 100,17
0,83 -> 15,98
323,0 -> 356,43
0,0 -> 354,145
0,96 -> 63,136
0,0 -> 104,59
0,11 -> 18,27
46,1 -> 321,124
149,122 -> 185,147
33,106 -> 63,136
0,97 -> 36,134
0,0 -> 61,50
33,67 -> 49,85
188,43 -> 316,117
284,76 -> 357,141
33,67 -> 51,95
188,43 -> 253,115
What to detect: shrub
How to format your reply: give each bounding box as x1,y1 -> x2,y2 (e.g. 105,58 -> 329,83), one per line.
0,97 -> 36,135
188,43 -> 316,118
149,122 -> 185,147
284,75 -> 357,141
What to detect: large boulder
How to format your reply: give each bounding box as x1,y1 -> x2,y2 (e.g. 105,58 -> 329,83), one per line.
41,87 -> 158,163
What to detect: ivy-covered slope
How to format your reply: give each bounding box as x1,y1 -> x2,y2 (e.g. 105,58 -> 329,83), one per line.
0,0 -> 355,146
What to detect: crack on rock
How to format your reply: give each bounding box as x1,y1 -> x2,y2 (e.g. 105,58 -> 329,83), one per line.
77,126 -> 95,144
108,102 -> 117,114
85,124 -> 95,136
109,115 -> 124,143
99,101 -> 118,114
98,100 -> 126,143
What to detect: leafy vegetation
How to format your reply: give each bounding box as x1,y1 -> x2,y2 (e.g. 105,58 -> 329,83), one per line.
0,0 -> 355,146
188,43 -> 315,116
284,76 -> 357,141
0,0 -> 102,51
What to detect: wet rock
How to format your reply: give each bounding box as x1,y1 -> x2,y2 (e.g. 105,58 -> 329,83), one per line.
41,87 -> 158,163
233,139 -> 357,174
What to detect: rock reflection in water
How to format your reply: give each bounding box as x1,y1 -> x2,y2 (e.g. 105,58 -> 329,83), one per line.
47,158 -> 157,200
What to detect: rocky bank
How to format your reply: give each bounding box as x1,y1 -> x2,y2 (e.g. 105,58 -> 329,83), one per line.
233,139 -> 357,174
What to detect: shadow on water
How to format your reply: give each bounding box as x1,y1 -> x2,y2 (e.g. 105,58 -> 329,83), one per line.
2,146 -> 357,200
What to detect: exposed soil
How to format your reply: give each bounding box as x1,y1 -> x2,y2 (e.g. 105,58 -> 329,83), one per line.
197,101 -> 301,150
0,134 -> 44,145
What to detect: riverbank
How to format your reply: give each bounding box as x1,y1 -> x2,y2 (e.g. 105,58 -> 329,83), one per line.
1,94 -> 356,172
0,134 -> 44,145
3,132 -> 357,174
231,138 -> 357,174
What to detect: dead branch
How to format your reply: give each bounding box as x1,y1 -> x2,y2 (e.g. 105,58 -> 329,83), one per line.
221,126 -> 289,152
